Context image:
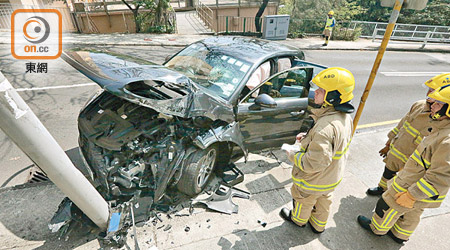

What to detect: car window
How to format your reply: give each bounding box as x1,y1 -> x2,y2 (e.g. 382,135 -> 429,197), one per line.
241,67 -> 312,103
164,43 -> 253,99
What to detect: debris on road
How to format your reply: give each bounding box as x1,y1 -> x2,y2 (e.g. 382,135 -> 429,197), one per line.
194,184 -> 250,214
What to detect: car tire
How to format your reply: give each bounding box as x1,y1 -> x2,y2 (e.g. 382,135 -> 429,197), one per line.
177,145 -> 219,196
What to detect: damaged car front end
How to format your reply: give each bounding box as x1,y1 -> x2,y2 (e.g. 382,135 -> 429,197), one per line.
64,50 -> 248,204
54,37 -> 322,244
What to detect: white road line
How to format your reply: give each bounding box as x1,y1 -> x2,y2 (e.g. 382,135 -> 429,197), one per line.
380,72 -> 444,77
15,82 -> 97,92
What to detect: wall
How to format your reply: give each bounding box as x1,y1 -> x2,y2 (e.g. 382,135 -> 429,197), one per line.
75,10 -> 136,33
209,3 -> 278,33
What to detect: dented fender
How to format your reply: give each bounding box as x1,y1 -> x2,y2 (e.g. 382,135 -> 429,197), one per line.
193,121 -> 248,161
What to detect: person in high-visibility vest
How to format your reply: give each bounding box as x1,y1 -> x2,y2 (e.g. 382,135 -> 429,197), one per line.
323,11 -> 336,46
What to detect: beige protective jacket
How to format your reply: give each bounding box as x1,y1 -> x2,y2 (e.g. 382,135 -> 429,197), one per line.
386,118 -> 450,208
384,100 -> 432,171
291,106 -> 353,195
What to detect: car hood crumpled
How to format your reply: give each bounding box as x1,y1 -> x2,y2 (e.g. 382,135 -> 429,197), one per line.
62,49 -> 235,123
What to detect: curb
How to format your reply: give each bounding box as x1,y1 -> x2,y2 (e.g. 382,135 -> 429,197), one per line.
1,42 -> 446,53
0,41 -> 443,53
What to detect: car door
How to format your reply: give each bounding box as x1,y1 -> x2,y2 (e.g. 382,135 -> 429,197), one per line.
237,66 -> 315,151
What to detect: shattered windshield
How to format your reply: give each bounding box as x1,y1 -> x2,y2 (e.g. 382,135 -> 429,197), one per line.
165,42 -> 253,99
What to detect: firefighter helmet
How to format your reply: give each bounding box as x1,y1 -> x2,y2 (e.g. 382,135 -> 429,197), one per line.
424,73 -> 450,90
311,67 -> 355,106
428,84 -> 450,119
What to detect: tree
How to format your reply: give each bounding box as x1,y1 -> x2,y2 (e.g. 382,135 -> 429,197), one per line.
255,0 -> 269,33
121,0 -> 145,33
122,0 -> 174,33
399,0 -> 450,26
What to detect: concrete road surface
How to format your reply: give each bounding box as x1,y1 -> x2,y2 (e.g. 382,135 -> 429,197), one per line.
1,44 -> 449,188
1,42 -> 450,249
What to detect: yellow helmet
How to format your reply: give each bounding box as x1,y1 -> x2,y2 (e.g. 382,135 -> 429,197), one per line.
328,10 -> 334,15
424,73 -> 450,90
312,67 -> 355,105
428,84 -> 450,118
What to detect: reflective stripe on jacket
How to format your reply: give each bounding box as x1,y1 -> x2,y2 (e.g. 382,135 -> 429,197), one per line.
292,106 -> 353,195
384,100 -> 432,172
324,17 -> 336,30
386,119 -> 450,208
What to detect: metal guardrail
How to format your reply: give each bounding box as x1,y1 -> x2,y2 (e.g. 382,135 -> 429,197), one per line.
350,20 -> 450,42
195,0 -> 213,31
74,1 -> 136,13
0,3 -> 13,29
0,3 -> 75,31
217,15 -> 260,33
373,29 -> 450,48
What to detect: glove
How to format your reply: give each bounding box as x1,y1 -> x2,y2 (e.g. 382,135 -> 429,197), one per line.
379,143 -> 390,158
395,191 -> 416,208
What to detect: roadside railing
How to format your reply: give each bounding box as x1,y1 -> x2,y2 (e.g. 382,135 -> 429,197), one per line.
349,20 -> 450,39
195,0 -> 213,31
0,3 -> 13,29
372,29 -> 450,47
0,3 -> 75,32
217,15 -> 260,33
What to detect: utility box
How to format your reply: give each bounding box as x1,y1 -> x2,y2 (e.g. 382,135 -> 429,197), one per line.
262,15 -> 290,40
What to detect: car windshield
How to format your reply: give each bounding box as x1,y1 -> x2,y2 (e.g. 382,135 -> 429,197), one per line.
165,42 -> 253,99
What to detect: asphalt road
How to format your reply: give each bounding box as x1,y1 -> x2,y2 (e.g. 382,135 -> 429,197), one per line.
0,44 -> 449,187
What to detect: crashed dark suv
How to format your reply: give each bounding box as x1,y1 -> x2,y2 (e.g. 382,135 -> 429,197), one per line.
63,36 -> 327,204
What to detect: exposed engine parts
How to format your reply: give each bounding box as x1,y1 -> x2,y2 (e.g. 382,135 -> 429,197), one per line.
78,91 -> 231,204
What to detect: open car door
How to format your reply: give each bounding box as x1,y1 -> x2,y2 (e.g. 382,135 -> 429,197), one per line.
237,66 -> 315,151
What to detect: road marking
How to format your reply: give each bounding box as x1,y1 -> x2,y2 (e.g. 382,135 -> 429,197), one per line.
380,72 -> 444,77
9,80 -> 405,131
15,82 -> 97,92
356,119 -> 401,129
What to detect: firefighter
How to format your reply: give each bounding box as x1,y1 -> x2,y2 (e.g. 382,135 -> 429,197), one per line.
367,73 -> 450,196
358,84 -> 450,244
280,67 -> 354,233
322,11 -> 336,46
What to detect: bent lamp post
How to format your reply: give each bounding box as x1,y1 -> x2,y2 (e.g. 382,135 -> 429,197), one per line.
0,71 -> 109,230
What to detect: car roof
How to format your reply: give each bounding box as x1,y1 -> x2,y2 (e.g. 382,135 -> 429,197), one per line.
195,36 -> 302,64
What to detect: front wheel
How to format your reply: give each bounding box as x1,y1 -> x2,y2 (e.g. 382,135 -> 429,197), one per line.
176,145 -> 218,196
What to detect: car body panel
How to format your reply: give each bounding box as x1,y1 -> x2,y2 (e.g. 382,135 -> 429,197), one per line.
63,37 -> 324,203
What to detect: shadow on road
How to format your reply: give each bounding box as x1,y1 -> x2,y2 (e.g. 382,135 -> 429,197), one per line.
215,194 -> 404,250
0,147 -> 100,249
1,147 -> 89,187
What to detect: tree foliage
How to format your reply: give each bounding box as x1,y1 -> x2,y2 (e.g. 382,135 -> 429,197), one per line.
281,0 -> 450,25
122,0 -> 175,33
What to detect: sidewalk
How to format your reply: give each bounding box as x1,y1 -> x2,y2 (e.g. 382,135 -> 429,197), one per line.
1,126 -> 449,250
1,30 -> 449,52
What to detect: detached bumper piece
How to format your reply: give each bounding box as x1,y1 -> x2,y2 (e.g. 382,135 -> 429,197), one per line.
195,184 -> 250,214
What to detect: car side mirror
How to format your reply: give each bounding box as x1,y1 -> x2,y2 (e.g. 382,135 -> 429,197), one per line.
255,94 -> 277,108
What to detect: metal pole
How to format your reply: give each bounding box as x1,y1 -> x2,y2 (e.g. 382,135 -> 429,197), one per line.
352,0 -> 404,134
0,72 -> 109,230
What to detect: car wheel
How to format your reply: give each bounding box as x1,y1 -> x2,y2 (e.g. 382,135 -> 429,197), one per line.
177,145 -> 218,196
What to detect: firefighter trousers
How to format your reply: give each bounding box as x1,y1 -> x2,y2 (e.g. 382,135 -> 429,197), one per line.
370,192 -> 423,241
377,166 -> 398,191
290,186 -> 332,232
